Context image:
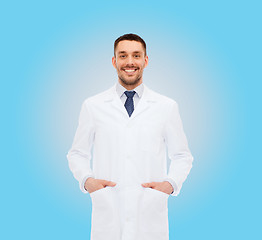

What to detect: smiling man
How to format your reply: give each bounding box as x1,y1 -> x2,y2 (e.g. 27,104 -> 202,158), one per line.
67,33 -> 193,240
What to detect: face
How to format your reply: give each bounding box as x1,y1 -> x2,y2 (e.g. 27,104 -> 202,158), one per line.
112,40 -> 148,90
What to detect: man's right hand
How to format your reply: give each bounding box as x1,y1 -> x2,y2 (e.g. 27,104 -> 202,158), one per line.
84,177 -> 117,194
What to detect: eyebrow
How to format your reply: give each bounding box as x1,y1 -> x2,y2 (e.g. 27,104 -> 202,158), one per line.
118,51 -> 142,54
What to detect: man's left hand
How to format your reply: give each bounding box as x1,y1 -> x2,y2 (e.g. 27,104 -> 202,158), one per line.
141,181 -> 174,195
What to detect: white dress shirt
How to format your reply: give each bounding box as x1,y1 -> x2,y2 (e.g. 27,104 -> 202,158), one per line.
116,81 -> 144,108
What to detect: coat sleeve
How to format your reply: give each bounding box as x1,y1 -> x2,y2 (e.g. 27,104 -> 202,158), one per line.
163,101 -> 193,196
67,100 -> 95,193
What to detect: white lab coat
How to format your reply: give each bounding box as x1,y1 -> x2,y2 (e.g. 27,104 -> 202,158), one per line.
67,84 -> 193,240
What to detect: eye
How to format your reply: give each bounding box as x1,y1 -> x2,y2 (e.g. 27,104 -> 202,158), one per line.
120,55 -> 126,58
134,55 -> 140,58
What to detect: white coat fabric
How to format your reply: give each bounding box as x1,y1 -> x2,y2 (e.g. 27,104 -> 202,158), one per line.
67,83 -> 193,240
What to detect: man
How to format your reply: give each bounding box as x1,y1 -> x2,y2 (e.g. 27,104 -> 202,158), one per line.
67,33 -> 193,240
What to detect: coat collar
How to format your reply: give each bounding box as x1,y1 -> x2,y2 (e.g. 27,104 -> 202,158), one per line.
104,83 -> 156,119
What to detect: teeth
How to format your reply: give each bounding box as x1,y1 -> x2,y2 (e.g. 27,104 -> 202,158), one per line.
125,69 -> 136,72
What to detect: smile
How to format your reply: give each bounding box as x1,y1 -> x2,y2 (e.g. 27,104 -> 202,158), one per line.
123,68 -> 138,73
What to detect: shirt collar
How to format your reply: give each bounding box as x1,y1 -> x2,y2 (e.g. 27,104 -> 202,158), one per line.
116,81 -> 144,98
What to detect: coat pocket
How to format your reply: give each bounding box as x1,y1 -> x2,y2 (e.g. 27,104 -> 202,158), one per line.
90,187 -> 121,240
138,187 -> 169,234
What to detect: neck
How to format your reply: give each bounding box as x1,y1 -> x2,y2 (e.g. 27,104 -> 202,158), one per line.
118,79 -> 143,90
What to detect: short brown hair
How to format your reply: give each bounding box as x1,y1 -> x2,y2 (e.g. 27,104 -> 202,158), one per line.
114,33 -> 147,56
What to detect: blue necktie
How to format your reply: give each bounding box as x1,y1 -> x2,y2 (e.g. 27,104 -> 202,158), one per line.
124,91 -> 136,117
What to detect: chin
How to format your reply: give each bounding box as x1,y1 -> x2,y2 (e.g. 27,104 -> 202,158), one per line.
120,77 -> 141,86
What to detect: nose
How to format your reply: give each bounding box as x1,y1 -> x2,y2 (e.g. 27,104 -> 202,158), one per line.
126,55 -> 134,65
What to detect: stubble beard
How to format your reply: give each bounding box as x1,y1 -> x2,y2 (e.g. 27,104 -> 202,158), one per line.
119,75 -> 142,86
118,67 -> 144,87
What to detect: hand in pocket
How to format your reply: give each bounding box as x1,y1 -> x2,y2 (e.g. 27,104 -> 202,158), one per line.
141,181 -> 173,195
84,177 -> 117,194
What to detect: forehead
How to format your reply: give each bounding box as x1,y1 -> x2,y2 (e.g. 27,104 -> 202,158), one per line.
115,40 -> 144,53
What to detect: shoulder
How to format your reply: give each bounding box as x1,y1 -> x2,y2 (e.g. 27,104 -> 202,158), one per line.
82,85 -> 115,106
145,85 -> 178,107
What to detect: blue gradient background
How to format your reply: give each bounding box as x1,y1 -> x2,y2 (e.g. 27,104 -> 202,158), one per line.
1,1 -> 261,239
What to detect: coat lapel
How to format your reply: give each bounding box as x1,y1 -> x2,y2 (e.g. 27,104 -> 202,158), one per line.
105,84 -> 128,117
130,84 -> 155,119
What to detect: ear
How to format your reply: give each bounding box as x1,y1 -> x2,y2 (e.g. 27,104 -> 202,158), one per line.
112,56 -> 116,69
144,55 -> 149,68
